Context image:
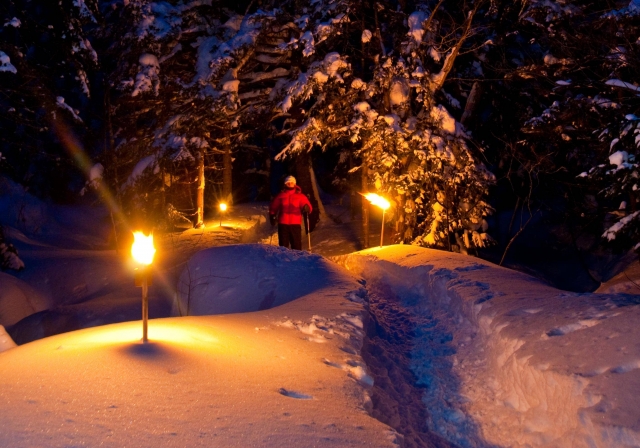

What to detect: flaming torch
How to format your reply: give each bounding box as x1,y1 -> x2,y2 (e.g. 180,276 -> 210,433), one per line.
131,231 -> 156,342
363,193 -> 390,248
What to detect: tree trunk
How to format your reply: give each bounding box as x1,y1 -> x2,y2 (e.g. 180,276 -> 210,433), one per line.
195,151 -> 205,228
430,4 -> 478,92
396,193 -> 406,243
160,165 -> 166,213
308,159 -> 326,218
460,81 -> 483,127
362,162 -> 369,249
223,137 -> 233,204
350,155 -> 358,219
104,81 -> 121,251
373,0 -> 386,57
294,152 -> 323,230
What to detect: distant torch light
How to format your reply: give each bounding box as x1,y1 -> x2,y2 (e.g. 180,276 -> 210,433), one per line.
363,193 -> 390,248
219,203 -> 227,227
132,231 -> 155,342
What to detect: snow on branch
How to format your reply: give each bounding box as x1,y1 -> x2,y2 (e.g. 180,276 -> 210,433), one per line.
56,97 -> 83,122
277,52 -> 348,113
603,210 -> 640,241
3,17 -> 21,28
606,79 -> 640,92
132,54 -> 160,97
407,11 -> 427,44
73,0 -> 97,23
195,10 -> 277,86
0,52 -> 17,74
603,0 -> 640,18
276,118 -> 322,158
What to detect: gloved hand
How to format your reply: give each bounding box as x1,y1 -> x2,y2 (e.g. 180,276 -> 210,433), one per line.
269,214 -> 277,226
302,204 -> 310,215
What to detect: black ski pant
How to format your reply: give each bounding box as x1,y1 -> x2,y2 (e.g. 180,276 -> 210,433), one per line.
278,224 -> 302,250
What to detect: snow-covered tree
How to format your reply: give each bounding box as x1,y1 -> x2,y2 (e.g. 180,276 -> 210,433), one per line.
268,0 -> 495,250
99,1 -> 293,229
0,0 -> 100,199
476,0 -> 640,256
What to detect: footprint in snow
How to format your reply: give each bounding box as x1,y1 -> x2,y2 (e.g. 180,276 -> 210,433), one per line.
611,360 -> 640,374
546,319 -> 600,337
278,388 -> 313,400
322,358 -> 344,369
339,345 -> 357,355
454,263 -> 487,272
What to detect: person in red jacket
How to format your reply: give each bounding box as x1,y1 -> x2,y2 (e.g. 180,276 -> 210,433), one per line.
269,176 -> 312,250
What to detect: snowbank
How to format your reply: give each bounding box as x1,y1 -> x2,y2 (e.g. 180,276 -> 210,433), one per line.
0,272 -> 49,328
597,261 -> 640,295
0,325 -> 16,352
338,245 -> 640,447
174,244 -> 353,316
0,176 -> 112,249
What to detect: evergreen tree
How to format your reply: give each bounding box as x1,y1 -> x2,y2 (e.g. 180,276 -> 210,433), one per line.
270,0 -> 495,250
0,0 -> 100,200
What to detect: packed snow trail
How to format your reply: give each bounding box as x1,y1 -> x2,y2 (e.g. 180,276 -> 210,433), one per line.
338,246 -> 640,447
361,280 -> 457,448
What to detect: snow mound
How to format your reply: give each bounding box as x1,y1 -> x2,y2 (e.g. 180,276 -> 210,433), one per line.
174,244 -> 354,316
0,325 -> 16,352
0,273 -> 50,327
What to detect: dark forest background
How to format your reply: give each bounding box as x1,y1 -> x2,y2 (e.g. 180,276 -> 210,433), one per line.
2,0 -> 640,291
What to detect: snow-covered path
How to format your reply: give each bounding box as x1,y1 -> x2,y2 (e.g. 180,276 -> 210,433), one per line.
361,280 -> 456,448
339,246 -> 640,447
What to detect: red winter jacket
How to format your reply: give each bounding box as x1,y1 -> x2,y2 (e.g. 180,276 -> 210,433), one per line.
269,186 -> 313,225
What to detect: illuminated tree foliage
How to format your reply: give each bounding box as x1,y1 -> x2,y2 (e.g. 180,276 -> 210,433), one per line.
269,0 -> 495,250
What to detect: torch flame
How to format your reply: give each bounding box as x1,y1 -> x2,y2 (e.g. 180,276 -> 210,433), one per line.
131,231 -> 156,265
363,193 -> 391,210
219,203 -> 228,212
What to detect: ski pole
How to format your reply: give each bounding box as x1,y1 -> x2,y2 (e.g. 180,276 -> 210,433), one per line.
306,214 -> 312,252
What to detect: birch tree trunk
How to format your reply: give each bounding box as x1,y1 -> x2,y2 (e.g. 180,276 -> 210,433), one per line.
362,163 -> 369,249
460,81 -> 483,127
195,151 -> 205,228
223,142 -> 233,204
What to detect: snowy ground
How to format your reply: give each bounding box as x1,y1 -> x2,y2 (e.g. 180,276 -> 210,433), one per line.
2,183 -> 640,447
596,261 -> 640,295
0,245 -> 401,447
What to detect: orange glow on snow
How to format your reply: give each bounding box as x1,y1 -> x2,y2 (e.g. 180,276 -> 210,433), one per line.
131,231 -> 156,265
363,193 -> 390,210
82,321 -> 219,347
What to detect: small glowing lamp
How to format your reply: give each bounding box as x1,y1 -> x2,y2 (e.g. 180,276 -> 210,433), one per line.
363,193 -> 391,248
131,231 -> 156,265
131,231 -> 155,342
219,203 -> 228,226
